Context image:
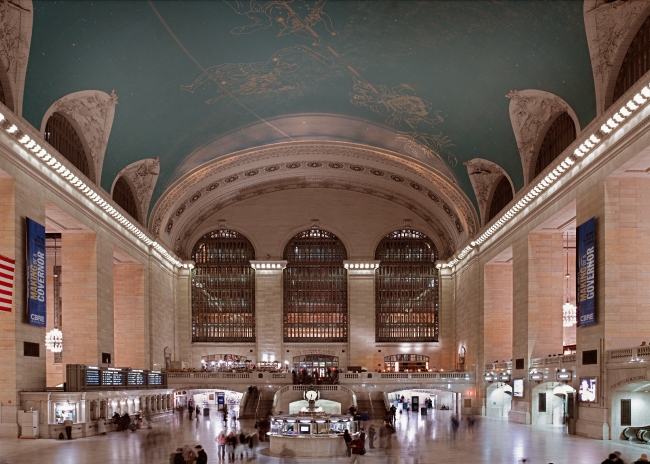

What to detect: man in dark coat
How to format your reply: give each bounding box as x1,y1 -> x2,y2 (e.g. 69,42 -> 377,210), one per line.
194,445 -> 208,464
171,448 -> 185,464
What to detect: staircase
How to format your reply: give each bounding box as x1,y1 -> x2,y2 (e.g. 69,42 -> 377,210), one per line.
371,393 -> 388,420
239,387 -> 260,419
256,389 -> 275,418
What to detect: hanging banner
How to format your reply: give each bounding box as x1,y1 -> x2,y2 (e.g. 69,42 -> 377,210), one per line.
26,218 -> 46,327
577,217 -> 595,327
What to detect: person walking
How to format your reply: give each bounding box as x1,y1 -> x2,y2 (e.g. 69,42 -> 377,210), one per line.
215,431 -> 227,460
171,448 -> 185,464
635,454 -> 649,464
226,432 -> 236,461
196,404 -> 200,420
368,424 -> 376,449
188,404 -> 194,420
194,445 -> 208,464
238,430 -> 248,460
378,422 -> 387,449
343,429 -> 352,457
349,435 -> 365,463
97,416 -> 106,435
63,417 -> 73,439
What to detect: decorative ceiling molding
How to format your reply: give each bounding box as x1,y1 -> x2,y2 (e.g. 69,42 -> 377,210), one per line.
506,89 -> 580,185
149,141 -> 478,242
464,158 -> 513,226
111,157 -> 160,226
0,0 -> 32,116
584,0 -> 650,116
40,89 -> 118,184
175,177 -> 457,260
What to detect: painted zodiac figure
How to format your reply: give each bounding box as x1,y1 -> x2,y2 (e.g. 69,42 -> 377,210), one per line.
182,45 -> 333,104
224,0 -> 336,38
350,76 -> 442,129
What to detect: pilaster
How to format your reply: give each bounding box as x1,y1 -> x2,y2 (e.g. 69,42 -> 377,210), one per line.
251,260 -> 287,363
344,260 -> 379,368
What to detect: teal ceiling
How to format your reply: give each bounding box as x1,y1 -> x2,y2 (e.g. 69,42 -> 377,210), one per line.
24,0 -> 596,214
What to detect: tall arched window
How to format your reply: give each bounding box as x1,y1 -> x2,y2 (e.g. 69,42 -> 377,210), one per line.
533,112 -> 576,179
613,14 -> 650,105
375,230 -> 438,342
112,176 -> 139,222
487,176 -> 513,222
191,230 -> 255,342
0,80 -> 5,106
44,112 -> 91,180
283,229 -> 347,343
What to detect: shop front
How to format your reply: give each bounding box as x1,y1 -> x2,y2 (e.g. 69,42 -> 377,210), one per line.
384,354 -> 429,372
293,354 -> 339,378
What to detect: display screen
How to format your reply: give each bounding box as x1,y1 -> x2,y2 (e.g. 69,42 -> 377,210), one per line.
579,377 -> 597,402
513,378 -> 524,397
299,425 -> 310,434
128,371 -> 146,386
102,371 -> 126,386
86,369 -> 100,386
148,373 -> 163,385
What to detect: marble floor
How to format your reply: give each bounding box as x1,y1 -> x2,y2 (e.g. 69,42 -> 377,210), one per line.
0,408 -> 647,464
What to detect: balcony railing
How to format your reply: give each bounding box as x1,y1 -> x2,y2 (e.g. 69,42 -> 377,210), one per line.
607,346 -> 650,363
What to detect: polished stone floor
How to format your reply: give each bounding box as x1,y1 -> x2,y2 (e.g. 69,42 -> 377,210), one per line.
0,408 -> 648,464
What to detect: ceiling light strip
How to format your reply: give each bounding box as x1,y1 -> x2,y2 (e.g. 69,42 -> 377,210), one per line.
437,84 -> 650,269
0,111 -> 183,268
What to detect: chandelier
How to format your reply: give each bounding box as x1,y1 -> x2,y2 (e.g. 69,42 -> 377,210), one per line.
45,328 -> 63,353
562,231 -> 576,327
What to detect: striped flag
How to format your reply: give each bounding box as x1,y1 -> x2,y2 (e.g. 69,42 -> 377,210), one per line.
0,254 -> 15,312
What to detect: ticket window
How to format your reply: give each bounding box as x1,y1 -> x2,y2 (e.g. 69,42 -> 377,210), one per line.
54,402 -> 78,424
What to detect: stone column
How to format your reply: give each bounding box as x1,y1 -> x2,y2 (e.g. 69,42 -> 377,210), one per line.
113,262 -> 146,369
61,231 -> 114,366
250,260 -> 287,363
176,266 -> 192,366
344,260 -> 380,369
0,176 -> 47,437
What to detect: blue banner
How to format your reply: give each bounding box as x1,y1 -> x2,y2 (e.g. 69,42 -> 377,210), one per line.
26,218 -> 46,327
577,217 -> 595,327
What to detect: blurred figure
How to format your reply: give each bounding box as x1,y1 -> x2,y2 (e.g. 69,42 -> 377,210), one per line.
368,424 -> 376,449
216,431 -> 227,460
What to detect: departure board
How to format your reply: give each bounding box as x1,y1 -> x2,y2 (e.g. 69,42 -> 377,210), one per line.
148,373 -> 163,385
86,369 -> 100,386
128,371 -> 145,386
102,371 -> 126,386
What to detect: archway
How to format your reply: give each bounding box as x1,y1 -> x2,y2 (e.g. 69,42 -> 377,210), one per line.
485,383 -> 512,419
531,382 -> 575,429
611,379 -> 650,443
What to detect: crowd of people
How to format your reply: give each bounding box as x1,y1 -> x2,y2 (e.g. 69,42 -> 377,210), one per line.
601,451 -> 650,464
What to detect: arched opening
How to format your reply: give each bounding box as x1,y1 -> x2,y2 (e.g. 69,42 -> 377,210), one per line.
612,379 -> 650,443
375,230 -> 438,342
283,229 -> 348,343
485,383 -> 512,419
487,176 -> 513,223
532,112 -> 576,180
293,354 -> 339,378
200,354 -> 252,371
531,382 -> 575,429
613,13 -> 650,107
112,176 -> 140,223
0,79 -> 5,106
191,229 -> 256,342
44,112 -> 92,181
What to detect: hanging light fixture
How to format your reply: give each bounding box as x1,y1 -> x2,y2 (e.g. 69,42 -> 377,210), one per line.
563,231 -> 576,327
45,328 -> 63,353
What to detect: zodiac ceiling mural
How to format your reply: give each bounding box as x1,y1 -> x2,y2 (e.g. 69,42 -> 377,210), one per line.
23,0 -> 596,215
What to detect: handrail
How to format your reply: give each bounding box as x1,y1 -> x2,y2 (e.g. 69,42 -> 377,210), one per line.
254,390 -> 262,420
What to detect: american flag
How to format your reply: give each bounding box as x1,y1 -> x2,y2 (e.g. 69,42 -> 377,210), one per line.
0,254 -> 15,312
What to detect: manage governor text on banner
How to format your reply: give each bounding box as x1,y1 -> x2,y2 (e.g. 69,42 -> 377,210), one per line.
577,217 -> 595,328
26,218 -> 46,327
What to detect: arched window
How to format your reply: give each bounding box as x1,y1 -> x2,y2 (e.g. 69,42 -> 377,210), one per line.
0,80 -> 5,106
533,112 -> 576,179
191,230 -> 255,342
112,176 -> 139,222
283,229 -> 347,343
487,176 -> 513,222
44,112 -> 91,180
613,14 -> 650,105
375,230 -> 438,342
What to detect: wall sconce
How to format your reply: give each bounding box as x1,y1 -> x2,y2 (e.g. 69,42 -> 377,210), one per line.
499,373 -> 511,382
483,373 -> 495,382
556,369 -> 572,382
529,371 -> 543,382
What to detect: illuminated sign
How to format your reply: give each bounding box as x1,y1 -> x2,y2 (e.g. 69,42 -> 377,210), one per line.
499,373 -> 511,382
483,374 -> 494,382
529,373 -> 543,381
128,371 -> 145,386
513,378 -> 524,397
86,369 -> 100,386
579,377 -> 597,403
557,371 -> 573,381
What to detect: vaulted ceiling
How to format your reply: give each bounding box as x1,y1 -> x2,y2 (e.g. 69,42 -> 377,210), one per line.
22,0 -> 596,223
